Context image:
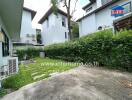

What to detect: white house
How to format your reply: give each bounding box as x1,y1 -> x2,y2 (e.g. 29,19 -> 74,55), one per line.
38,7 -> 69,46
78,0 -> 132,37
0,0 -> 23,85
20,7 -> 37,45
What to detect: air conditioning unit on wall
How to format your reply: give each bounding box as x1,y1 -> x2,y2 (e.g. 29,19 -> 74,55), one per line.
8,58 -> 18,75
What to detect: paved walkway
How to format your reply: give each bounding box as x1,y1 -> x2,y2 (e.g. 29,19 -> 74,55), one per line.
2,66 -> 132,100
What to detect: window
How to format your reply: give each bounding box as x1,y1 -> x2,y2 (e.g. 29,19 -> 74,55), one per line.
86,7 -> 92,12
47,18 -> 49,28
26,34 -> 30,37
62,17 -> 66,27
122,2 -> 131,14
2,29 -> 9,57
65,32 -> 67,39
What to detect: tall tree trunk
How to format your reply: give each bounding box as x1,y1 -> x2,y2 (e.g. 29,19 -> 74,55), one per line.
67,0 -> 72,40
67,9 -> 72,40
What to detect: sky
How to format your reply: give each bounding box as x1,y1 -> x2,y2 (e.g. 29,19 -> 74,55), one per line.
24,0 -> 89,29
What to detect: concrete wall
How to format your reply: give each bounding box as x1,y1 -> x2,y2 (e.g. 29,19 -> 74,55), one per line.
79,0 -> 132,37
41,13 -> 69,46
20,10 -> 36,44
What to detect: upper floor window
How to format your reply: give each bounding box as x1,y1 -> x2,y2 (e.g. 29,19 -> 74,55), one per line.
62,17 -> 66,27
86,7 -> 93,13
122,2 -> 131,14
1,29 -> 9,57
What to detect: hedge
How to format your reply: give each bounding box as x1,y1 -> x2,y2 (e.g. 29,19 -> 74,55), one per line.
16,48 -> 44,60
44,30 -> 132,72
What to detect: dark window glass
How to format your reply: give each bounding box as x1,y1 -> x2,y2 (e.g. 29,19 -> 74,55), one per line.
86,7 -> 92,12
62,17 -> 66,27
65,32 -> 67,39
47,18 -> 49,28
2,29 -> 9,57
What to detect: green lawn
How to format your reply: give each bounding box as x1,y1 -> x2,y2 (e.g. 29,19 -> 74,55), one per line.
2,58 -> 78,91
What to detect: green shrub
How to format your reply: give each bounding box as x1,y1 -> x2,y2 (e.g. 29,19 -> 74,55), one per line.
16,48 -> 44,60
44,30 -> 132,72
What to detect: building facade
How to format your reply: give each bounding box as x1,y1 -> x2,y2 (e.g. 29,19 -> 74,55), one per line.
78,0 -> 132,37
20,7 -> 37,45
39,7 -> 69,46
0,0 -> 23,84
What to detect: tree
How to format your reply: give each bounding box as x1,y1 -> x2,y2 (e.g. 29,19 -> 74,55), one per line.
51,0 -> 79,40
72,22 -> 79,38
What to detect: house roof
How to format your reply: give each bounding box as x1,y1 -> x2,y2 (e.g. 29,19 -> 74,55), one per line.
77,0 -> 119,22
82,0 -> 96,10
23,7 -> 37,20
38,7 -> 68,24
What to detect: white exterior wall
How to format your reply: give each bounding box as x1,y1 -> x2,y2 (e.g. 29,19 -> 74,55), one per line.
79,14 -> 96,37
79,0 -> 132,37
20,10 -> 36,44
96,0 -> 132,30
41,13 -> 69,46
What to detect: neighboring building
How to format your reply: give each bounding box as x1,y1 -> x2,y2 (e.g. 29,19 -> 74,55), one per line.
38,7 -> 69,46
20,7 -> 37,45
78,0 -> 132,37
0,0 -> 23,81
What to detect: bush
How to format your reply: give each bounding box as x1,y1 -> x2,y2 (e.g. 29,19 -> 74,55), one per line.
44,30 -> 132,72
17,48 -> 44,60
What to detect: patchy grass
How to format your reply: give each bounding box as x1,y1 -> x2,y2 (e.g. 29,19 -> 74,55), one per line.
2,58 -> 78,90
0,88 -> 7,98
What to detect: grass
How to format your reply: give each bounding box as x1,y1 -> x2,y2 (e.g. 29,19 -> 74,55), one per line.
2,58 -> 78,91
0,88 -> 7,98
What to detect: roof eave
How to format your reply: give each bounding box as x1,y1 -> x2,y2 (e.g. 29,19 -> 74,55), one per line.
23,7 -> 37,20
38,7 -> 68,24
77,0 -> 119,22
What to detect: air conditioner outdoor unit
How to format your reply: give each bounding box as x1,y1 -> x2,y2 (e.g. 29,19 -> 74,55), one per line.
8,59 -> 17,75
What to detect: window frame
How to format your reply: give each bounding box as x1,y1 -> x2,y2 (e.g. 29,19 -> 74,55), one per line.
1,28 -> 9,57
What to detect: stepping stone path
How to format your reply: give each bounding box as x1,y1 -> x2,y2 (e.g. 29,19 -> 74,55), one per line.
33,74 -> 45,80
50,72 -> 60,77
31,72 -> 39,76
